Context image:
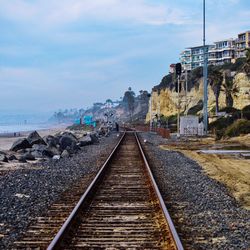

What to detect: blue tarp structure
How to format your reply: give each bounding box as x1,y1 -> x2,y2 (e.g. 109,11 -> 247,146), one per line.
74,116 -> 96,127
84,116 -> 92,125
74,119 -> 81,125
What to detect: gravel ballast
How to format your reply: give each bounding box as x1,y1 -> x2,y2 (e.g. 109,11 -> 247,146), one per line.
140,132 -> 250,250
0,132 -> 120,249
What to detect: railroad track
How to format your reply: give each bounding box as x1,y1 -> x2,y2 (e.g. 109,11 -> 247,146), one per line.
14,132 -> 183,249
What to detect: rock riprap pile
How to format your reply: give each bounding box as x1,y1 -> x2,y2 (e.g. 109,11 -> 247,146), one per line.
0,132 -> 120,248
1,130 -> 101,164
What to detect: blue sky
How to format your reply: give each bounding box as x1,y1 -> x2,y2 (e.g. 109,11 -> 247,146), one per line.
0,0 -> 249,114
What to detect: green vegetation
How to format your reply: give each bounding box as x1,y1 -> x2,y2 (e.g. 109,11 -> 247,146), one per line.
224,119 -> 250,137
215,58 -> 246,72
209,105 -> 250,139
221,74 -> 239,108
187,100 -> 203,115
156,74 -> 173,91
242,48 -> 250,75
66,124 -> 95,131
123,87 -> 135,120
242,105 -> 250,120
208,67 -> 223,113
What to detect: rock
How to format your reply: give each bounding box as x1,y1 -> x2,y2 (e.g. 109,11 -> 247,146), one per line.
27,131 -> 46,146
52,155 -> 60,160
60,131 -> 78,141
9,154 -> 17,161
79,134 -> 93,146
90,133 -> 99,144
61,150 -> 70,158
10,138 -> 32,152
43,135 -> 58,147
59,135 -> 78,152
16,149 -> 27,154
23,153 -> 36,161
0,153 -> 8,162
18,156 -> 27,163
42,146 -> 61,158
31,144 -> 47,158
32,144 -> 47,151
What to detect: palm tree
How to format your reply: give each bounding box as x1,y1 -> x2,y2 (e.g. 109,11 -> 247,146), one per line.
242,48 -> 250,75
221,74 -> 239,108
208,67 -> 223,114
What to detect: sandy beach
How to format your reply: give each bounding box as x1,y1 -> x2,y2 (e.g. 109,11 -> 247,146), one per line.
0,126 -> 67,151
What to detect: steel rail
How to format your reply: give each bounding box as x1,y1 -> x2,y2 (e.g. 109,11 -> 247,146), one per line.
135,132 -> 184,250
47,131 -> 183,249
47,132 -> 126,250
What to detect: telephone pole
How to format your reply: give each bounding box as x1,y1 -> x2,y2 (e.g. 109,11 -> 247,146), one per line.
203,0 -> 208,135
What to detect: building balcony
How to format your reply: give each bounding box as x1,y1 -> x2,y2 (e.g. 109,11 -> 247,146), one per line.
208,58 -> 217,61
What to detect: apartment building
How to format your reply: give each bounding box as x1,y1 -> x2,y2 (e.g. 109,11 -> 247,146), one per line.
235,30 -> 250,58
180,49 -> 191,70
208,39 -> 235,65
180,30 -> 249,71
180,45 -> 212,70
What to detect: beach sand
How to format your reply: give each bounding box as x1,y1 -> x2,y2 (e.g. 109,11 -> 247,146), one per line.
160,134 -> 250,210
0,127 -> 67,151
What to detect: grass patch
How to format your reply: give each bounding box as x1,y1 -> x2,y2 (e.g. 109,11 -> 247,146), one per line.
224,119 -> 250,138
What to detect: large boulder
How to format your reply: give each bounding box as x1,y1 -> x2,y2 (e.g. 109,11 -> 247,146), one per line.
90,133 -> 99,144
60,131 -> 78,141
42,146 -> 61,158
79,134 -> 93,147
43,135 -> 59,147
31,144 -> 47,158
27,131 -> 46,146
23,153 -> 36,161
8,154 -> 17,161
10,138 -> 31,152
0,152 -> 8,162
32,144 -> 47,151
18,156 -> 27,163
59,135 -> 78,152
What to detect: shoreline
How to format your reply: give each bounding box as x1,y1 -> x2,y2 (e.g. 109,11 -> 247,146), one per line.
0,124 -> 69,151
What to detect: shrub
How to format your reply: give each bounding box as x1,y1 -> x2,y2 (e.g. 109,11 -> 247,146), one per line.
219,107 -> 240,113
224,119 -> 250,137
209,116 -> 235,130
242,105 -> 250,120
187,100 -> 203,115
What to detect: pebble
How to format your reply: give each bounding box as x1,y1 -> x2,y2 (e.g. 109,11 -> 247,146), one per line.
0,132 -> 120,249
139,132 -> 250,250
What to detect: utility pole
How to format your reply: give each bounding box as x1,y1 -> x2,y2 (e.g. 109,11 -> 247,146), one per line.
203,0 -> 208,135
185,69 -> 188,116
150,95 -> 152,132
175,63 -> 182,137
177,75 -> 180,137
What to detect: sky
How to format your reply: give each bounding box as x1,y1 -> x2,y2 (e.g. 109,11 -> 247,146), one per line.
0,0 -> 249,114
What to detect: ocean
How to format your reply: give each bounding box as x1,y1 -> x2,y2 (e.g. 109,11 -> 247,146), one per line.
0,113 -> 56,135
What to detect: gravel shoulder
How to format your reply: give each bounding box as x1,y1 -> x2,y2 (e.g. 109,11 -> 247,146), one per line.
0,132 -> 120,249
139,132 -> 250,250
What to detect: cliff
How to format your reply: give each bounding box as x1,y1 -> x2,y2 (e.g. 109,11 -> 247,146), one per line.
146,71 -> 250,121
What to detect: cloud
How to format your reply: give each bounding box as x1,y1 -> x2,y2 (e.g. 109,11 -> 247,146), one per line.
0,0 -> 186,27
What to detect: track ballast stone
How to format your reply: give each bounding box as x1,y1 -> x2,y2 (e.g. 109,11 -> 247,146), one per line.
0,133 -> 120,249
139,132 -> 250,250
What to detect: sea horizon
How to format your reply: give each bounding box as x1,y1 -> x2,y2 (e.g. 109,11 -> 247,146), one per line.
0,112 -> 69,134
